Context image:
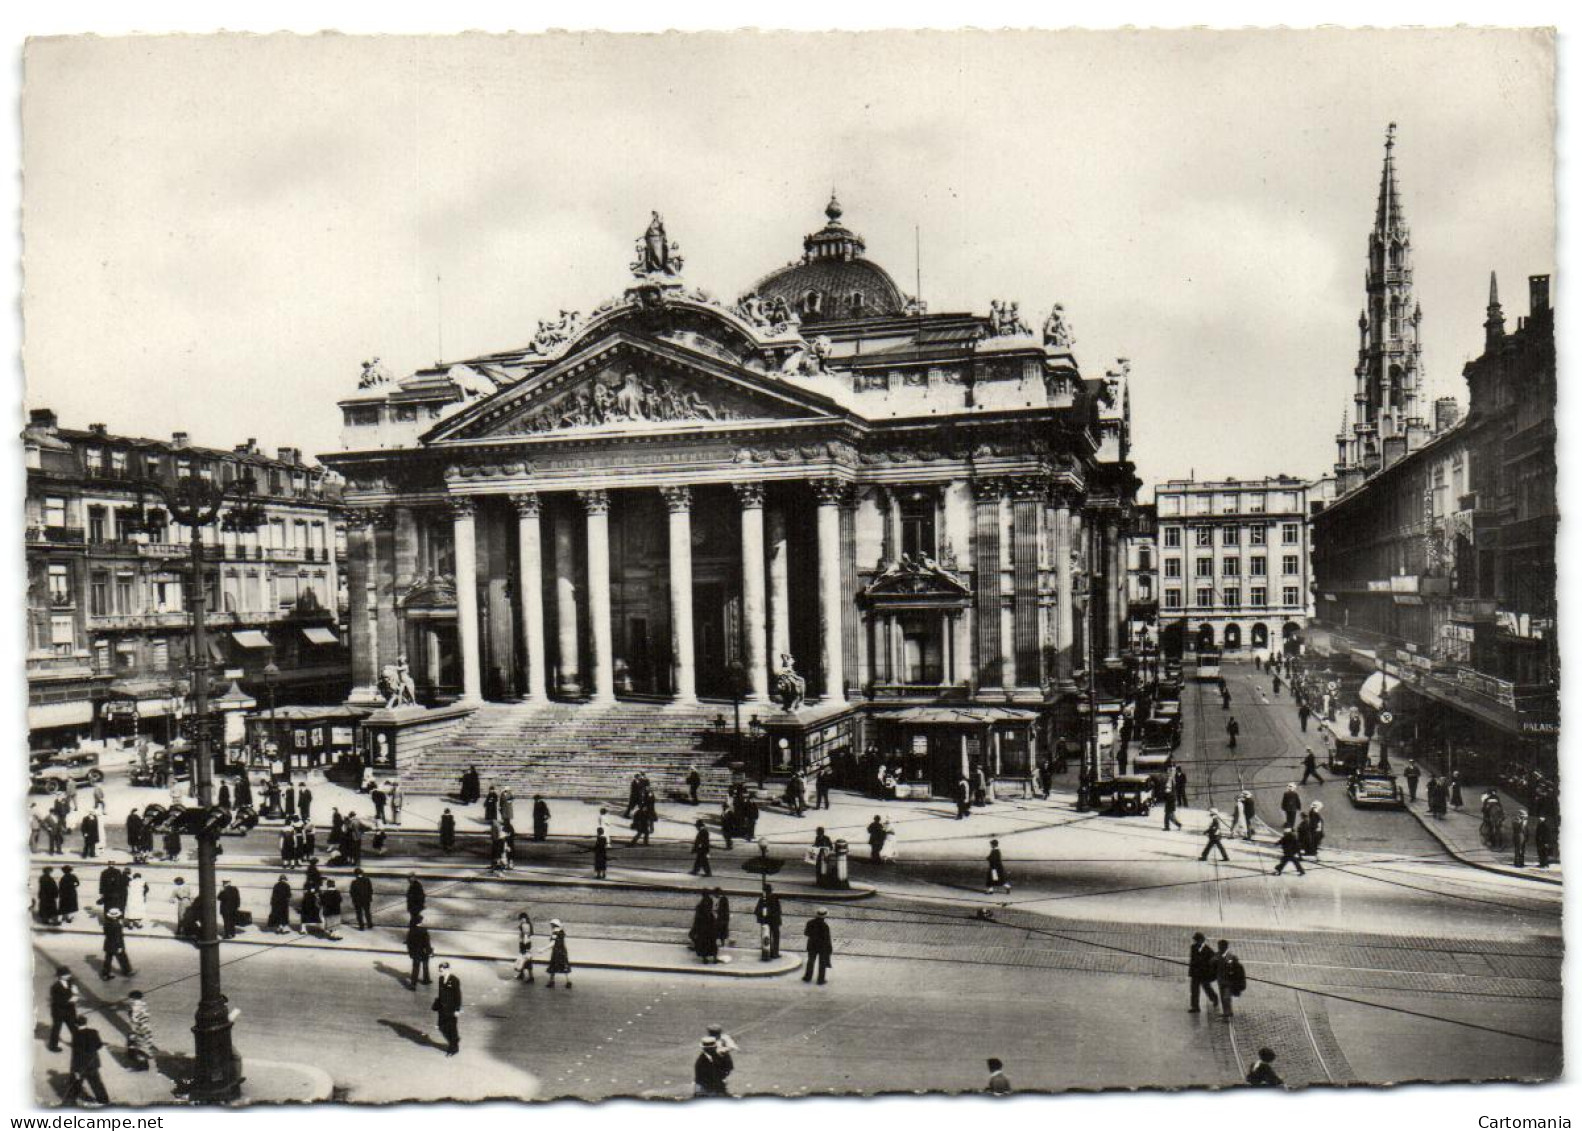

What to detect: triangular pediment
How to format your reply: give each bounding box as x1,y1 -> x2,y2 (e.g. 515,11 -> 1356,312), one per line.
428,335 -> 847,443
862,555 -> 974,607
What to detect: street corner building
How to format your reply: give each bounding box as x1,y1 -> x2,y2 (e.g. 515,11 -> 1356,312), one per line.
324,197 -> 1142,803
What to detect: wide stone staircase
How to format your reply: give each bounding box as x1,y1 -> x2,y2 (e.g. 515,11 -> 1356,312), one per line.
400,701 -> 738,803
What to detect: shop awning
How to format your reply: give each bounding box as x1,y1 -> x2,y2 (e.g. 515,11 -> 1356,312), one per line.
231,630 -> 272,649
301,626 -> 339,646
27,700 -> 95,729
1359,670 -> 1401,709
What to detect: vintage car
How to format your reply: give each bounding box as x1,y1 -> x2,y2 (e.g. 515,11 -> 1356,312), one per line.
1142,715 -> 1181,749
1133,742 -> 1174,790
1102,775 -> 1156,816
1327,736 -> 1372,774
1347,771 -> 1405,809
29,749 -> 104,795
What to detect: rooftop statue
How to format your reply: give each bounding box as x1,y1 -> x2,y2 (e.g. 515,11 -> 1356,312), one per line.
631,211 -> 684,278
358,357 -> 394,389
1043,303 -> 1074,349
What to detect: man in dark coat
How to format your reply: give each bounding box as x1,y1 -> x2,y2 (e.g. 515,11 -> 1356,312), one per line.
1226,716 -> 1240,748
802,908 -> 833,985
460,766 -> 481,805
433,962 -> 462,1056
350,869 -> 375,929
125,810 -> 145,863
370,784 -> 388,823
690,821 -> 712,877
532,796 -> 550,841
1533,814 -> 1555,868
1162,787 -> 1183,831
100,908 -> 134,979
1188,932 -> 1219,1013
1173,766 -> 1189,808
406,914 -> 434,989
98,861 -> 127,914
624,773 -> 645,819
80,811 -> 100,859
58,865 -> 81,922
63,1023 -> 110,1105
46,968 -> 79,1051
815,768 -> 833,810
686,766 -> 702,805
694,1037 -> 729,1096
714,890 -> 731,949
1273,825 -> 1306,876
283,785 -> 297,821
1404,760 -> 1422,803
867,816 -> 886,862
1245,1047 -> 1283,1087
234,775 -> 253,810
1280,785 -> 1302,828
298,783 -> 314,822
754,884 -> 783,960
406,875 -> 426,923
439,808 -> 457,852
689,895 -> 719,963
218,879 -> 242,938
1297,703 -> 1311,732
1300,749 -> 1323,785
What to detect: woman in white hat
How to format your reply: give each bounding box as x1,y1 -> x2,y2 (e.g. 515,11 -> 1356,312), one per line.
546,919 -> 572,988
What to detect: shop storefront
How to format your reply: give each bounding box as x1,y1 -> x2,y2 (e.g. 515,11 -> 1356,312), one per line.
869,706 -> 1038,797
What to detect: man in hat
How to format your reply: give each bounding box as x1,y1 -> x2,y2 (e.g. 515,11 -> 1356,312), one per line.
1273,824 -> 1306,876
100,908 -> 134,980
46,967 -> 80,1052
1188,931 -> 1219,1013
433,962 -> 463,1056
63,1021 -> 110,1105
1299,748 -> 1323,785
694,1036 -> 728,1096
985,1058 -> 1012,1094
802,908 -> 834,985
350,868 -> 375,929
754,883 -> 783,960
690,820 -> 712,877
1280,784 -> 1303,829
406,914 -> 434,989
218,878 -> 242,938
1245,1047 -> 1282,1087
1199,809 -> 1229,862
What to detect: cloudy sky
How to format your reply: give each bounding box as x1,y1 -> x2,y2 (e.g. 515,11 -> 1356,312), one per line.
21,29 -> 1554,491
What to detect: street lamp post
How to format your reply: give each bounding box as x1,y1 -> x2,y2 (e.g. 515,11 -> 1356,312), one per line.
263,658 -> 280,768
135,475 -> 265,1103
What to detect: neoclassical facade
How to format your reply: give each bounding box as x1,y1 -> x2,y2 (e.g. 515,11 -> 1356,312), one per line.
325,199 -> 1139,794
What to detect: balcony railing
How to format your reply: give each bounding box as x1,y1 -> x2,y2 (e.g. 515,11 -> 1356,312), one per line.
870,681 -> 970,701
136,542 -> 188,558
92,611 -> 192,630
27,525 -> 86,545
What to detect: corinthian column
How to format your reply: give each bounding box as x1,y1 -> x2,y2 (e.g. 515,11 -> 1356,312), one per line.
810,479 -> 847,703
512,493 -> 547,702
553,503 -> 581,697
1052,493 -> 1076,688
735,482 -> 769,702
581,489 -> 615,704
344,511 -> 380,703
767,503 -> 791,674
449,498 -> 483,703
662,486 -> 697,703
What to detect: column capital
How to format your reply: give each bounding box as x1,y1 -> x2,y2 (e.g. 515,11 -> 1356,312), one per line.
578,489 -> 611,515
345,506 -> 384,532
1048,485 -> 1078,510
660,485 -> 693,513
509,492 -> 542,518
809,477 -> 850,506
446,497 -> 477,521
732,481 -> 766,508
970,476 -> 1005,502
1007,476 -> 1048,503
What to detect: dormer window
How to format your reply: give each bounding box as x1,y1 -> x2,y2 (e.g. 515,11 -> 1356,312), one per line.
801,290 -> 823,317
850,292 -> 865,316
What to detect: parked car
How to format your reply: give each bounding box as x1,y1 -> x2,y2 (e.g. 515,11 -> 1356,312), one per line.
29,750 -> 104,795
1327,736 -> 1372,775
1347,771 -> 1405,809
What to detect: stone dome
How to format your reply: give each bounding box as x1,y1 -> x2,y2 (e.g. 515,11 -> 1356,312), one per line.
748,194 -> 908,324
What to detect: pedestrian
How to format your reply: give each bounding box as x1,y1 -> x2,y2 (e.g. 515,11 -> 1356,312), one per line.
406,914 -> 434,988
986,1058 -> 1012,1095
1404,760 -> 1421,803
303,858 -> 324,893
1214,939 -> 1244,1018
1200,810 -> 1229,862
714,889 -> 731,950
1037,759 -> 1053,800
1297,703 -> 1311,732
45,811 -> 65,855
218,879 -> 241,938
215,780 -> 230,812
1280,783 -> 1302,828
65,778 -> 80,813
1305,802 -> 1325,858
593,828 -> 610,879
483,786 -> 499,825
867,814 -> 886,862
1234,791 -> 1258,840
283,782 -> 297,821
1300,748 -> 1324,785
1533,814 -> 1554,868
460,765 -> 480,806
350,868 -> 374,929
1173,765 -> 1188,808
123,809 -> 143,863
321,879 -> 344,940
1274,824 -> 1306,876
80,810 -> 100,859
62,1023 -> 110,1105
1226,716 -> 1240,748
973,762 -> 991,807
371,783 -> 388,823
1295,810 -> 1313,857
695,1036 -> 730,1096
1450,771 -> 1465,810
690,894 -> 720,963
1221,685 -> 1231,710
37,866 -> 60,925
1162,788 -> 1183,831
786,774 -> 808,817
434,962 -> 463,1056
690,820 -> 713,877
815,767 -> 833,810
125,991 -> 156,1071
755,883 -> 782,960
686,765 -> 702,805
234,774 -> 253,811
545,919 -> 572,988
1348,709 -> 1363,737
802,908 -> 833,985
390,779 -> 404,825
629,798 -> 655,846
170,876 -> 195,938
298,782 -> 314,822
985,839 -> 1011,895
1188,932 -> 1220,1013
1511,809 -> 1529,868
46,968 -> 80,1052
406,874 -> 426,923
268,875 -> 292,934
532,795 -> 550,841
1272,673 -> 1282,696
718,800 -> 737,851
513,911 -> 536,983
1246,1047 -> 1283,1087
955,774 -> 972,820
299,883 -> 323,938
59,863 -> 81,923
100,908 -> 134,980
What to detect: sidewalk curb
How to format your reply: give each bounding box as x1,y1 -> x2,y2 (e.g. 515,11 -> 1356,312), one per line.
28,853 -> 877,902
36,920 -> 805,978
1401,802 -> 1562,886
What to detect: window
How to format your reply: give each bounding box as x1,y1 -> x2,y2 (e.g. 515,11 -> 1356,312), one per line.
1163,557 -> 1181,579
1189,494 -> 1211,515
1282,555 -> 1300,575
90,572 -> 109,617
1218,493 -> 1238,514
1283,586 -> 1301,606
900,491 -> 937,559
50,615 -> 75,655
1250,556 -> 1267,577
1137,547 -> 1152,571
394,405 -> 419,423
1196,586 -> 1215,608
1222,558 -> 1239,577
1249,527 -> 1267,546
1224,586 -> 1240,608
1163,527 -> 1181,548
88,507 -> 107,543
1158,496 -> 1180,517
1282,523 -> 1300,545
1195,558 -> 1213,578
1222,526 -> 1239,547
47,564 -> 71,606
345,406 -> 381,427
1250,587 -> 1267,608
115,642 -> 137,671
1195,528 -> 1213,547
84,448 -> 103,474
115,572 -> 135,614
150,639 -> 169,672
199,463 -> 214,483
111,450 -> 127,476
93,640 -> 110,674
43,497 -> 66,528
176,458 -> 191,478
1246,493 -> 1266,514
1163,589 -> 1182,610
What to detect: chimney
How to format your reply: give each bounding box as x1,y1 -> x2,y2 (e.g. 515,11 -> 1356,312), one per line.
28,408 -> 57,431
1382,435 -> 1407,469
88,423 -> 108,437
1434,396 -> 1460,432
277,446 -> 300,465
233,438 -> 258,455
1530,274 -> 1551,315
171,431 -> 190,448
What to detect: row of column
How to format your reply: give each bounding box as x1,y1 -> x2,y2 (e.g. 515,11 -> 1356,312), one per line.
447,481 -> 850,707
